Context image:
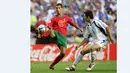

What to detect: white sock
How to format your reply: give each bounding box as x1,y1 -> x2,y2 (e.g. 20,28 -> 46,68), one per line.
91,51 -> 96,63
73,53 -> 83,66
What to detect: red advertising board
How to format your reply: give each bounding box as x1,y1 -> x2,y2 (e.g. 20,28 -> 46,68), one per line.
30,44 -> 117,62
109,44 -> 117,60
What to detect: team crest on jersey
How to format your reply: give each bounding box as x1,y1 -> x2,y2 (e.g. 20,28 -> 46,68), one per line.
58,19 -> 66,27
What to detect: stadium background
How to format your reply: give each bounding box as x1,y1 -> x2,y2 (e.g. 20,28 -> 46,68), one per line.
30,0 -> 117,73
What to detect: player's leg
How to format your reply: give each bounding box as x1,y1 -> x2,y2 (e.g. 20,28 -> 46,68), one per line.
65,43 -> 101,71
49,46 -> 65,70
49,31 -> 66,70
85,44 -> 101,71
73,44 -> 93,66
91,51 -> 96,63
65,44 -> 93,71
87,50 -> 96,71
87,40 -> 108,71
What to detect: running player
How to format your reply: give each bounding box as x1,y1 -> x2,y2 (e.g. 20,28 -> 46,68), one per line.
65,10 -> 115,71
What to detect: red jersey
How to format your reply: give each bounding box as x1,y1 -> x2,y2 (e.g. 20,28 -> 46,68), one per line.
48,15 -> 76,36
36,20 -> 50,37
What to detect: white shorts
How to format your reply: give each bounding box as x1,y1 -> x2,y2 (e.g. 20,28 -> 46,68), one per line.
88,40 -> 108,49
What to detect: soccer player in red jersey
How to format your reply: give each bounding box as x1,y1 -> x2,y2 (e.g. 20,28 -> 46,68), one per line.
47,3 -> 82,70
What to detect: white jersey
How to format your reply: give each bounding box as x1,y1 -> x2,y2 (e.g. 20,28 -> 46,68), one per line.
84,19 -> 108,42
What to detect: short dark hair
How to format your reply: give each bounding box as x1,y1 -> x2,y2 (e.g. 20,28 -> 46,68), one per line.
84,10 -> 93,19
56,3 -> 63,8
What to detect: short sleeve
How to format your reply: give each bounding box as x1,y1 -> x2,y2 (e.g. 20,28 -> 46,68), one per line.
67,17 -> 75,26
48,17 -> 54,29
97,20 -> 108,28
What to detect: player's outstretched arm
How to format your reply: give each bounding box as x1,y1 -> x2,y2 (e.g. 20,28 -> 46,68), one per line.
106,27 -> 115,44
73,24 -> 83,32
67,16 -> 83,32
75,38 -> 88,50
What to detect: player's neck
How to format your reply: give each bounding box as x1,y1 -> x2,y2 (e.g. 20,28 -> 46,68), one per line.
90,19 -> 93,24
87,20 -> 92,24
57,13 -> 64,18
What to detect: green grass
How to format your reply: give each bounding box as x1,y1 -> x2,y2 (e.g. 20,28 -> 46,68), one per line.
31,61 -> 116,73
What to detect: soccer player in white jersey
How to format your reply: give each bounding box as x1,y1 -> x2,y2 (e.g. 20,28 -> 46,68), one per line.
65,10 -> 115,71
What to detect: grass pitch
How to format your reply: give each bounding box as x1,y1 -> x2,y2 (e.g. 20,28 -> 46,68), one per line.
31,61 -> 116,73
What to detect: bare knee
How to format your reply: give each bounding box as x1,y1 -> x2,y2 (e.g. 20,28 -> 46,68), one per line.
59,46 -> 65,56
80,49 -> 91,55
91,45 -> 101,51
80,50 -> 85,55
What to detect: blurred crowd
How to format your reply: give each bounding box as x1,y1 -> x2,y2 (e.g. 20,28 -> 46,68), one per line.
30,0 -> 117,44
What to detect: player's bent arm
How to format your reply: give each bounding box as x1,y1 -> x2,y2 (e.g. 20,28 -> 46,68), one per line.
76,38 -> 88,50
106,27 -> 115,44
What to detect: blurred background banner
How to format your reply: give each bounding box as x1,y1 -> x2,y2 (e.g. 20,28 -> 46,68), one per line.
30,44 -> 116,62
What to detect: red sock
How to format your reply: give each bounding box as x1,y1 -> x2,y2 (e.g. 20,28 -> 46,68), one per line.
50,54 -> 64,67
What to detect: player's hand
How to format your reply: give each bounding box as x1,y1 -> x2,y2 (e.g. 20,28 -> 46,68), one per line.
37,33 -> 41,38
110,39 -> 116,44
50,30 -> 55,38
79,28 -> 83,32
38,30 -> 43,34
75,45 -> 80,50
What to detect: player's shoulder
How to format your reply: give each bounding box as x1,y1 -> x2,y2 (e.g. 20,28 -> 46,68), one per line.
51,16 -> 57,19
63,15 -> 70,19
93,19 -> 104,24
92,18 -> 100,23
92,19 -> 108,28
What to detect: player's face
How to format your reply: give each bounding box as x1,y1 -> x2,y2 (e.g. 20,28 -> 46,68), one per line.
84,14 -> 90,22
56,5 -> 63,15
86,17 -> 90,22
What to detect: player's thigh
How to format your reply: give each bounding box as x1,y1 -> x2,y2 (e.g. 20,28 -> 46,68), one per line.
55,30 -> 67,49
95,40 -> 108,51
91,44 -> 101,51
81,44 -> 93,55
59,46 -> 66,53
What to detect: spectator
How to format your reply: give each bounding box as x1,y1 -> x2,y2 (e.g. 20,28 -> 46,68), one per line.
30,9 -> 37,33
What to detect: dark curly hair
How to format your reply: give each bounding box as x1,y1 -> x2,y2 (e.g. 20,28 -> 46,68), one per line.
84,10 -> 93,19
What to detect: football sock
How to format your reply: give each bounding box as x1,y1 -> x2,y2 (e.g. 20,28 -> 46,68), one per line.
73,53 -> 83,66
50,53 -> 65,67
91,51 -> 96,63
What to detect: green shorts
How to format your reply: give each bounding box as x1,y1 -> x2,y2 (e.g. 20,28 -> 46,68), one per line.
50,30 -> 67,48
